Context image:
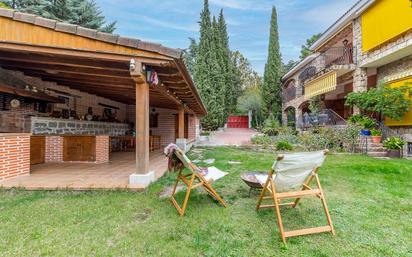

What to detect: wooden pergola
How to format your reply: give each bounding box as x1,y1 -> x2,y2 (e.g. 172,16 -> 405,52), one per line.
0,9 -> 206,185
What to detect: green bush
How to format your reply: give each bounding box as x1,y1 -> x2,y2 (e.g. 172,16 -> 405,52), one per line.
200,131 -> 210,136
383,137 -> 405,150
276,141 -> 293,151
251,134 -> 273,146
348,115 -> 376,129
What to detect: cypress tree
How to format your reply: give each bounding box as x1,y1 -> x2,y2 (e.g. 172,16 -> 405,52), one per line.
194,0 -> 225,130
262,7 -> 282,121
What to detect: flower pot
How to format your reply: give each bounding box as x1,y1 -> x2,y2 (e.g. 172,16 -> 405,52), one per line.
360,129 -> 371,136
387,149 -> 401,158
371,136 -> 382,144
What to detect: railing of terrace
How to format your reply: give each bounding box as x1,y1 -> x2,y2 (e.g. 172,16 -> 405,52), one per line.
298,46 -> 356,84
297,109 -> 347,129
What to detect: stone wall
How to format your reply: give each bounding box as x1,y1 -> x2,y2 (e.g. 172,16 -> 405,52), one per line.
126,106 -> 199,146
0,133 -> 30,181
31,117 -> 129,136
377,55 -> 412,82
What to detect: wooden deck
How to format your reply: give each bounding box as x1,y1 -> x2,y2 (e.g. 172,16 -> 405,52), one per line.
0,151 -> 168,191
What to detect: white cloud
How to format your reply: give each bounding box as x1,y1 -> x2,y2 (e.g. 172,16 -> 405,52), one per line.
133,15 -> 198,32
300,0 -> 359,28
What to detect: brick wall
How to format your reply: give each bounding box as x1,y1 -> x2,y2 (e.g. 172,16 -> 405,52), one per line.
126,105 -> 199,146
45,136 -> 63,162
0,133 -> 30,181
95,135 -> 109,163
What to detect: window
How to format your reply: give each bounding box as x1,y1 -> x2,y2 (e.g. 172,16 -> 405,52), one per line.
408,142 -> 412,156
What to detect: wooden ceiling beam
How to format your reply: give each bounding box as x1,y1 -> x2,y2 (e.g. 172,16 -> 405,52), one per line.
20,70 -> 134,85
0,55 -> 128,71
0,62 -> 130,78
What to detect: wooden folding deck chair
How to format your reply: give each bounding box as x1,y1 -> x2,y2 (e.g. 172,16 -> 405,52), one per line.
169,147 -> 227,216
255,150 -> 335,243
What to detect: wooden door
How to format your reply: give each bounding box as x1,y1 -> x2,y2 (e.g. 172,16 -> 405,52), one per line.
174,114 -> 189,140
30,136 -> 45,165
63,136 -> 96,162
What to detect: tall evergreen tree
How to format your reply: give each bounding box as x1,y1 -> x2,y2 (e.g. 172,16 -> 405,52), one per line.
217,10 -> 240,115
194,0 -> 225,130
183,38 -> 198,76
262,7 -> 282,120
4,0 -> 116,33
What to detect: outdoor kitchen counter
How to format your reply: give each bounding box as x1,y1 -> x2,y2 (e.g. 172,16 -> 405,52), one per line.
38,134 -> 110,164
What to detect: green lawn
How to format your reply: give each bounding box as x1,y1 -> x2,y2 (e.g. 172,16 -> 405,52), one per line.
1,147 -> 411,257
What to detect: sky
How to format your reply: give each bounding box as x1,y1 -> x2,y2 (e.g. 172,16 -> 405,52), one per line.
96,0 -> 359,74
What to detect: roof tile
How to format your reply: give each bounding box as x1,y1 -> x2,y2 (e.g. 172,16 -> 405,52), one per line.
137,41 -> 162,53
117,36 -> 140,48
34,17 -> 56,29
95,31 -> 119,44
13,12 -> 35,23
0,8 -> 14,18
76,27 -> 97,39
55,22 -> 77,34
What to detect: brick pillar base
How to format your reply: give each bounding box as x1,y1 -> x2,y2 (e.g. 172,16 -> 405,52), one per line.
95,135 -> 109,164
0,133 -> 30,181
45,136 -> 63,163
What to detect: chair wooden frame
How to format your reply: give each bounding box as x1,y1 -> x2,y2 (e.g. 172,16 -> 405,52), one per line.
256,152 -> 335,243
170,149 -> 227,216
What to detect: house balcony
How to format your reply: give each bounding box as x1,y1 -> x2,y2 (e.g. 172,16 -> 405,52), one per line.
300,46 -> 357,100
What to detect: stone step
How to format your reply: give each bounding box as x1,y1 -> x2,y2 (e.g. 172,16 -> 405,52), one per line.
367,151 -> 388,157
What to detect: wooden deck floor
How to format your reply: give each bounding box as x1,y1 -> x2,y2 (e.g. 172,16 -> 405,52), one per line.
0,151 -> 168,191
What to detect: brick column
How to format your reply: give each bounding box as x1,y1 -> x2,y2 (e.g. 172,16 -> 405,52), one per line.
0,133 -> 30,181
45,136 -> 63,163
95,135 -> 109,163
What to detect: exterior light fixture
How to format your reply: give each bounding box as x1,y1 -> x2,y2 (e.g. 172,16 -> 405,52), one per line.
129,59 -> 136,72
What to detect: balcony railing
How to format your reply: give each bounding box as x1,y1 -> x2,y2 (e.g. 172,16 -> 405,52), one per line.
297,109 -> 347,129
299,46 -> 356,83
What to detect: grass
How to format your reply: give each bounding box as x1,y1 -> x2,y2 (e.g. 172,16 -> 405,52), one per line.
1,147 -> 412,256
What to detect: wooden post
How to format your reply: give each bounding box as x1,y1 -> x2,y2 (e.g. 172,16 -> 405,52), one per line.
135,80 -> 150,174
178,105 -> 185,139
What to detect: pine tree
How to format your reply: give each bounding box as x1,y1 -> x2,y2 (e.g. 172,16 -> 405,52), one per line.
183,38 -> 198,77
5,0 -> 116,33
262,7 -> 282,121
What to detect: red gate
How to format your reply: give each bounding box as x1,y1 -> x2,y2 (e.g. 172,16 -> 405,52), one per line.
227,115 -> 249,128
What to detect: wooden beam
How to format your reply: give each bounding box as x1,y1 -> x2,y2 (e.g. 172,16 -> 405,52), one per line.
178,105 -> 185,139
0,42 -> 174,63
135,80 -> 150,174
0,54 -> 129,71
0,62 -> 130,78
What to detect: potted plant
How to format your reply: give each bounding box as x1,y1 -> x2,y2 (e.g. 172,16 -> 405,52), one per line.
360,117 -> 375,136
370,128 -> 382,143
383,136 -> 406,158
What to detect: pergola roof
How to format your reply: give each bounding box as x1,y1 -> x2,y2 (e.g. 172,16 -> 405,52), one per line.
0,8 -> 207,116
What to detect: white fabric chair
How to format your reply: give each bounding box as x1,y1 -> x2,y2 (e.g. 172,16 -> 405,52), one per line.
256,150 -> 335,243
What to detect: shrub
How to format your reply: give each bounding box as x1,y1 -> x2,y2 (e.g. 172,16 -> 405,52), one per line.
348,115 -> 375,129
276,141 -> 293,151
262,115 -> 280,136
346,83 -> 412,120
251,134 -> 273,146
200,131 -> 210,136
335,123 -> 362,152
383,137 -> 405,150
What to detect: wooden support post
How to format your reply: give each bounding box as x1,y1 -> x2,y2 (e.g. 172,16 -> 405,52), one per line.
178,105 -> 185,139
135,80 -> 150,174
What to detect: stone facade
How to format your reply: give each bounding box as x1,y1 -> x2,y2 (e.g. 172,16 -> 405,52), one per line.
0,133 -> 30,181
31,117 -> 129,136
